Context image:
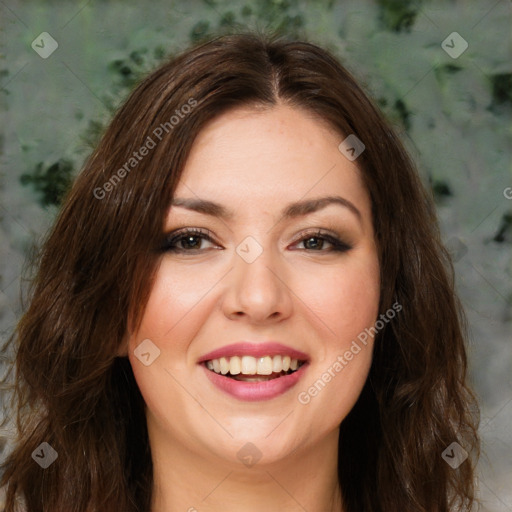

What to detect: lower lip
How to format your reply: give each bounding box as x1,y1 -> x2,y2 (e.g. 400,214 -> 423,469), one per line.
201,363 -> 309,402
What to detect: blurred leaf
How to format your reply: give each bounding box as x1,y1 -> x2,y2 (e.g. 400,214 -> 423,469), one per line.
190,20 -> 211,43
376,0 -> 420,33
434,63 -> 462,83
394,98 -> 411,131
81,119 -> 107,149
276,13 -> 304,33
378,97 -> 411,132
429,178 -> 453,204
20,159 -> 74,208
220,11 -> 236,27
490,72 -> 512,105
154,45 -> 166,60
493,212 -> 512,243
129,50 -> 146,66
241,5 -> 252,17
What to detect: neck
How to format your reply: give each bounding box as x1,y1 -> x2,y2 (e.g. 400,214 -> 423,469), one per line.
149,425 -> 344,512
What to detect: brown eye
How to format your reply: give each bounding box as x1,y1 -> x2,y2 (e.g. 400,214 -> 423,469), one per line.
161,228 -> 219,253
302,236 -> 328,250
176,234 -> 204,250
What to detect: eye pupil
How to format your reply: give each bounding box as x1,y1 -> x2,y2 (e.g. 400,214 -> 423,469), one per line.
182,236 -> 201,249
304,237 -> 323,250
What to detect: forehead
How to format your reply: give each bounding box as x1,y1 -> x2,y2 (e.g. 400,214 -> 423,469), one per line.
170,104 -> 371,220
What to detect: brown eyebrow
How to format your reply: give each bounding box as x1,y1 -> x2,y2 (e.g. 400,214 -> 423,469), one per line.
169,195 -> 362,223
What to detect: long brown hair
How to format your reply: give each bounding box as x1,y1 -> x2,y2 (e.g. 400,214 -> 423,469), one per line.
1,30 -> 479,511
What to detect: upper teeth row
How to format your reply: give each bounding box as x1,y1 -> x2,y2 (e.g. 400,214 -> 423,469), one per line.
206,355 -> 300,375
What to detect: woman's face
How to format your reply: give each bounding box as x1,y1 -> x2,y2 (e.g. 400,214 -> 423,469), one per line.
127,104 -> 380,467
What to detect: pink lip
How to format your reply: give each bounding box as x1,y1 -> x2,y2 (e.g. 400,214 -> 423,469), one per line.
201,362 -> 309,402
197,342 -> 309,363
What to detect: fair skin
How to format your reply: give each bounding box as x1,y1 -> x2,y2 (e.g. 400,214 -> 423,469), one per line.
123,104 -> 380,511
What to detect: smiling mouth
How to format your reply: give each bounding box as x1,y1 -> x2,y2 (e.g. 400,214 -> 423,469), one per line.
205,355 -> 307,382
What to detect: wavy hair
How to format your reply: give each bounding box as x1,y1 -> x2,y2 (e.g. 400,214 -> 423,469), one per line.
1,31 -> 479,511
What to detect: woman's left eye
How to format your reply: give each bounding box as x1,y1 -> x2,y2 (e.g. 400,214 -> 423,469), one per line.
293,231 -> 352,253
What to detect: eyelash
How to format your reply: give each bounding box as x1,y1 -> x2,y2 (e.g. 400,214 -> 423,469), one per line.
160,228 -> 352,254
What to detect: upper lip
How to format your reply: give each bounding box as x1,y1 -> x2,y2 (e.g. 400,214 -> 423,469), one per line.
198,342 -> 309,363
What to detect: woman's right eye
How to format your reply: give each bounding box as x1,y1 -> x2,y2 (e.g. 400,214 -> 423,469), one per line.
161,228 -> 219,253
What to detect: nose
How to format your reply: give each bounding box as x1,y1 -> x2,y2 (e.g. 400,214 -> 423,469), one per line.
222,243 -> 293,324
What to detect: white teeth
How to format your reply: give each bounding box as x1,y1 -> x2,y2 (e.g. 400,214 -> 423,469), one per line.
257,356 -> 273,375
229,356 -> 241,375
220,357 -> 230,375
241,355 -> 257,375
205,355 -> 302,376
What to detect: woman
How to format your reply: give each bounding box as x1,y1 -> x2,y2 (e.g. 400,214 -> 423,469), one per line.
0,31 -> 479,511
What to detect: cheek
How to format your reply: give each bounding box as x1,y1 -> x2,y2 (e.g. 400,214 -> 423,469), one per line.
127,259 -> 222,404
131,260 -> 217,342
126,263 -> 207,436
126,264 -> 195,397
295,252 -> 380,348
292,252 -> 380,420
